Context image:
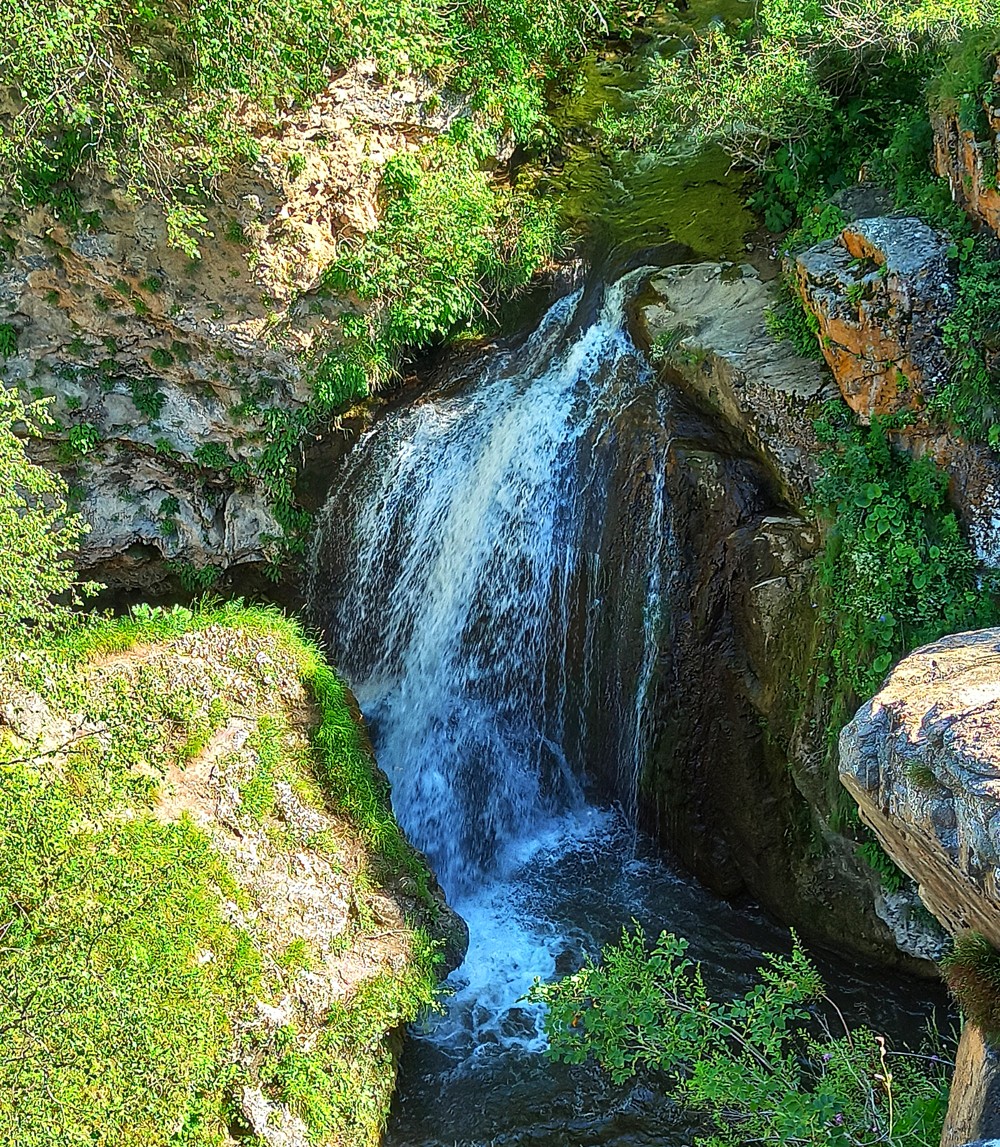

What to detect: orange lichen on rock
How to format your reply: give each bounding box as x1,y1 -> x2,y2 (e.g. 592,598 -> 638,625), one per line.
796,216 -> 953,422
933,62 -> 1000,237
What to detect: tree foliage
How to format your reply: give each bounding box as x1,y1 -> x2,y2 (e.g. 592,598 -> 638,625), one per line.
0,0 -> 636,216
531,927 -> 950,1147
605,0 -> 1000,164
0,389 -> 90,639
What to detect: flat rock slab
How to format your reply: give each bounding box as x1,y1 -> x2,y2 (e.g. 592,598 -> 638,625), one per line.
635,262 -> 835,507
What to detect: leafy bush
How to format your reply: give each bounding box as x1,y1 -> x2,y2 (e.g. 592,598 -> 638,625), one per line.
0,0 -> 634,216
531,927 -> 950,1146
67,421 -> 100,454
933,244 -> 1000,445
765,279 -> 822,359
941,931 -> 1000,1038
0,389 -> 93,637
812,408 -> 997,698
322,135 -> 559,371
604,0 -> 1000,167
128,375 -> 165,419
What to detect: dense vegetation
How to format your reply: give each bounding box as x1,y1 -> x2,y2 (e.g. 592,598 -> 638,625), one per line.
533,928 -> 950,1147
8,0 -> 1000,1142
0,0 -> 628,214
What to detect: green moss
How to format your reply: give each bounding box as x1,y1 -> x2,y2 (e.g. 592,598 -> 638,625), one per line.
941,932 -> 1000,1038
0,601 -> 443,1144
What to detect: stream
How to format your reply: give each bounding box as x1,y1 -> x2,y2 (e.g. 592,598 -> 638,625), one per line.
306,3 -> 944,1142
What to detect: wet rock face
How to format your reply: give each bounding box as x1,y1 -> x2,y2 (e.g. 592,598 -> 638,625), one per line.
0,63 -> 454,585
632,264 -> 928,967
795,217 -> 954,420
840,629 -> 1000,950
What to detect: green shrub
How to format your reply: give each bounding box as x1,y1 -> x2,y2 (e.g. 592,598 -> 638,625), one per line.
164,560 -> 221,593
67,420 -> 100,455
0,322 -> 16,358
0,0 -> 633,213
150,347 -> 174,369
0,389 -> 93,636
193,442 -> 231,470
812,407 -> 997,698
941,932 -> 1000,1037
532,927 -> 950,1146
933,245 -> 1000,446
765,279 -> 822,359
857,838 -> 907,894
128,375 -> 165,419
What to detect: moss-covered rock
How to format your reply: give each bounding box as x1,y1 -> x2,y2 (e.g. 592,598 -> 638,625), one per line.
0,600 -> 464,1146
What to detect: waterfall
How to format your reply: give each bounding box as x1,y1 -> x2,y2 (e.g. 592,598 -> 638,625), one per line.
308,270 -> 674,1057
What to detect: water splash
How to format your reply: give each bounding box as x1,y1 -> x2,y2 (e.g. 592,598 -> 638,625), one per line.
309,270 -> 674,1054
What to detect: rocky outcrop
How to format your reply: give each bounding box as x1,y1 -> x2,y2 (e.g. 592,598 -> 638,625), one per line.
796,216 -> 1000,567
634,262 -> 835,504
840,629 -> 1000,950
630,263 -> 934,968
0,602 -> 465,1143
0,64 -> 457,587
934,63 -> 1000,238
795,216 -> 953,419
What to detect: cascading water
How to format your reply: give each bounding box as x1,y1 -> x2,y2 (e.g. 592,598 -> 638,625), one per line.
310,270 -> 670,901
308,271 -> 939,1145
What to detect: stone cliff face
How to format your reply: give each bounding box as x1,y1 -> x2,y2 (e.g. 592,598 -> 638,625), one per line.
933,61 -> 1000,238
796,214 -> 1000,567
0,65 -> 456,588
631,263 -> 938,967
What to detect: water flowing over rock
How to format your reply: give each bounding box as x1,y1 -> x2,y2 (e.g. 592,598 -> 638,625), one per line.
309,273 -> 671,901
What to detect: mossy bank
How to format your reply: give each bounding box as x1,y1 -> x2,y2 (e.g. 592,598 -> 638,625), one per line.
0,599 -> 465,1146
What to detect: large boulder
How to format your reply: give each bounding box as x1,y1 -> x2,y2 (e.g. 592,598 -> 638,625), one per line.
840,629 -> 1000,949
795,217 -> 954,420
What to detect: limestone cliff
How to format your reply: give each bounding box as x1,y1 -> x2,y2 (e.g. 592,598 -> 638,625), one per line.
0,65 -> 457,589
